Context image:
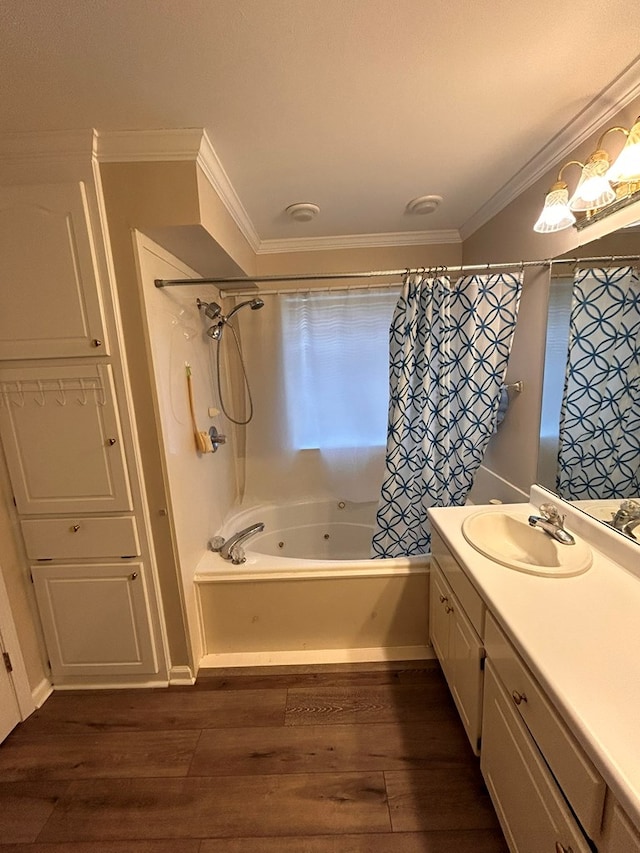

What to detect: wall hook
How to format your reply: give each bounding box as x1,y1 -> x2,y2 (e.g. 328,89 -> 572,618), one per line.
35,381 -> 46,407
77,378 -> 88,406
10,381 -> 25,407
55,379 -> 67,407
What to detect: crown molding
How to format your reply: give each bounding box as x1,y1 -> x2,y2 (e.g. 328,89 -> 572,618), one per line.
257,229 -> 461,254
196,131 -> 260,252
96,128 -> 261,252
460,58 -> 640,241
0,129 -> 97,162
95,128 -> 203,161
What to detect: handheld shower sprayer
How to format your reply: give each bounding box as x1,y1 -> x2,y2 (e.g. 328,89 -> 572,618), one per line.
225,297 -> 265,321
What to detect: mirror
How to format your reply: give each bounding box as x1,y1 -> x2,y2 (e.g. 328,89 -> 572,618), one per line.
536,218 -> 639,539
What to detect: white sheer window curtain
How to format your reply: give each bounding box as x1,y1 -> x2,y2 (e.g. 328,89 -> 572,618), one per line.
239,287 -> 399,504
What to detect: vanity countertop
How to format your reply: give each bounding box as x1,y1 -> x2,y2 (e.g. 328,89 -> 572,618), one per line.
429,487 -> 640,828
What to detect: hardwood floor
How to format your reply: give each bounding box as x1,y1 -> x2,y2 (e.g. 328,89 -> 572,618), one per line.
0,661 -> 508,851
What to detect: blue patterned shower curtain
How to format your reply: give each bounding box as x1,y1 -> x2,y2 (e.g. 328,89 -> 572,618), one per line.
372,271 -> 522,558
557,266 -> 640,500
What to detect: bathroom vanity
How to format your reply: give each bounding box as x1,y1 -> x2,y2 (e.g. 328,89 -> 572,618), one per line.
428,486 -> 640,853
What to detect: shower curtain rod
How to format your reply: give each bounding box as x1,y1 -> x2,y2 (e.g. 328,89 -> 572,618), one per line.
154,254 -> 640,289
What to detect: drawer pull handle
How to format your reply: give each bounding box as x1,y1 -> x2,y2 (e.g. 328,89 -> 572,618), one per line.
439,594 -> 448,604
445,605 -> 454,614
129,572 -> 138,581
555,843 -> 573,853
71,524 -> 81,533
107,438 -> 117,446
512,690 -> 527,706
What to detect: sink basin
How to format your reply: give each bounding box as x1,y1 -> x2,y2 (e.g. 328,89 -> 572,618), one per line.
461,511 -> 592,577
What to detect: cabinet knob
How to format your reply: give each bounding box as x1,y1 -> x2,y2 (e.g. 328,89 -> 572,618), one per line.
555,843 -> 573,853
512,690 -> 528,706
445,605 -> 454,614
129,572 -> 138,581
92,338 -> 103,347
439,594 -> 448,604
71,524 -> 80,533
107,438 -> 117,446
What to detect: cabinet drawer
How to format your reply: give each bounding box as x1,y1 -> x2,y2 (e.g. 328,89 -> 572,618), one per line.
603,800 -> 640,851
431,531 -> 485,635
21,516 -> 140,560
485,612 -> 606,839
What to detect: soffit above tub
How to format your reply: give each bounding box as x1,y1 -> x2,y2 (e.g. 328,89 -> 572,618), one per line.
1,0 -> 640,250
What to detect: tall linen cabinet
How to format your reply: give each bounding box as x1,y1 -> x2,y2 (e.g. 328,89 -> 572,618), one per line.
0,132 -> 171,687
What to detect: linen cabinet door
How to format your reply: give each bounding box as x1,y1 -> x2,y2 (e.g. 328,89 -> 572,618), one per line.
0,181 -> 109,359
32,563 -> 158,678
0,364 -> 132,514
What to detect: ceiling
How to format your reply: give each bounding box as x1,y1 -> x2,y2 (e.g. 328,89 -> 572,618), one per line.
2,0 -> 640,248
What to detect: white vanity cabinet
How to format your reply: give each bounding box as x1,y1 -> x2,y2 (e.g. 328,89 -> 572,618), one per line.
601,799 -> 640,852
0,181 -> 109,360
482,613 -> 605,852
430,531 -> 485,754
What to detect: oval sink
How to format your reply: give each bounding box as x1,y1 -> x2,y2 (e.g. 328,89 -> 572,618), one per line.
461,511 -> 592,577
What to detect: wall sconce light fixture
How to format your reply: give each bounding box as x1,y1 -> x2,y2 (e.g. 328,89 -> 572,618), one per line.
533,116 -> 640,233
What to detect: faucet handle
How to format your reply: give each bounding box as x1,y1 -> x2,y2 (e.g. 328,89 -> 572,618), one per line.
208,536 -> 225,552
539,503 -> 565,525
229,544 -> 246,565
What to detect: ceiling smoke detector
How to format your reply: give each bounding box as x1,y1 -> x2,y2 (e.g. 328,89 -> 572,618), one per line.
406,195 -> 443,215
286,202 -> 320,222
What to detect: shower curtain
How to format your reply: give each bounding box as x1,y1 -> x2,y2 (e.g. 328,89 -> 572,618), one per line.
372,270 -> 523,558
557,265 -> 640,500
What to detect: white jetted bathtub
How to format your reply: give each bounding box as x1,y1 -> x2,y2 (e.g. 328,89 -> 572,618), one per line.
195,500 -> 431,668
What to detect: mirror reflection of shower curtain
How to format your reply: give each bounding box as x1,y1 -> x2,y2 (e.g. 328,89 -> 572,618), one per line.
557,266 -> 640,500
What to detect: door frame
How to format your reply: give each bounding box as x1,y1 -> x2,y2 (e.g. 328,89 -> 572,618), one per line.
0,562 -> 35,719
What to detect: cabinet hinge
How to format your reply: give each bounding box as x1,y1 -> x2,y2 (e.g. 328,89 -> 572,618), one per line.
2,651 -> 12,673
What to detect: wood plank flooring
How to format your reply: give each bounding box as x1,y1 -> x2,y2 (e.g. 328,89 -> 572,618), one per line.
0,660 -> 508,851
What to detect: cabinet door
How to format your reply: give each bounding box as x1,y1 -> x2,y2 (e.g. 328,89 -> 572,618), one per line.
0,181 -> 109,359
429,564 -> 451,675
32,562 -> 157,678
0,363 -> 132,514
449,595 -> 484,754
481,662 -> 592,853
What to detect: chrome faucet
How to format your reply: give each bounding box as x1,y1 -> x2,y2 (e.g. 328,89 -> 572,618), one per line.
611,500 -> 640,540
528,503 -> 575,545
208,522 -> 265,564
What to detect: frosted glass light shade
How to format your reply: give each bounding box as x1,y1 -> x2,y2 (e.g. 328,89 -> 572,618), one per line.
569,151 -> 616,211
533,183 -> 576,233
607,118 -> 640,183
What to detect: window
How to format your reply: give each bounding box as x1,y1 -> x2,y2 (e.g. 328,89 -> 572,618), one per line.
280,288 -> 399,450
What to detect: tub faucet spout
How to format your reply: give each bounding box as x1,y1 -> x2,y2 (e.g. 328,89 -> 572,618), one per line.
210,522 -> 265,563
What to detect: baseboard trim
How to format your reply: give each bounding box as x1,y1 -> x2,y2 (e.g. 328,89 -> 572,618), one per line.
31,677 -> 53,709
199,645 -> 434,670
169,665 -> 196,686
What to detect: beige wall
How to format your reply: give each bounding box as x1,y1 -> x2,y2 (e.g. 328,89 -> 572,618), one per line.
257,241 -> 462,281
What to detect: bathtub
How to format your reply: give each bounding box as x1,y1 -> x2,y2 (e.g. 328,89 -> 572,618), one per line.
195,500 -> 431,668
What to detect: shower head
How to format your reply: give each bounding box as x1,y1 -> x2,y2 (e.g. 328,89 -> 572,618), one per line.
225,297 -> 265,321
196,298 -> 223,320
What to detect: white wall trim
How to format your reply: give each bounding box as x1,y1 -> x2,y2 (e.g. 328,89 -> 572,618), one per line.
96,128 -> 204,162
199,645 -> 435,670
257,229 -> 461,254
0,566 -> 37,718
31,677 -> 53,709
0,129 -> 97,164
460,59 -> 640,240
169,665 -> 196,685
196,131 -> 261,252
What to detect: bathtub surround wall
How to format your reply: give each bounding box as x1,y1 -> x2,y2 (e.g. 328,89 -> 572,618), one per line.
134,234 -> 240,664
